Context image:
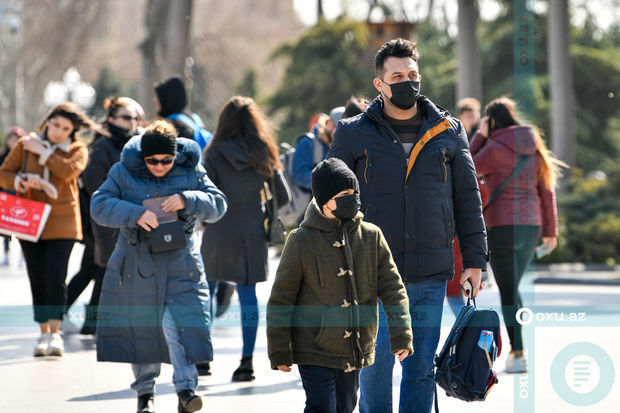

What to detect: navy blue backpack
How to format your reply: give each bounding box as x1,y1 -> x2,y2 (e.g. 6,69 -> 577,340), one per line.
434,282 -> 502,411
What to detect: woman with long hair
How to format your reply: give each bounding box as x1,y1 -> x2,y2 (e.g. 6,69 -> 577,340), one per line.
470,96 -> 566,373
201,96 -> 290,381
0,102 -> 96,357
66,96 -> 144,335
91,120 -> 227,412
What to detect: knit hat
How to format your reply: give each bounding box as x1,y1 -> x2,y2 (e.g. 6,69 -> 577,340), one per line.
140,131 -> 177,158
154,76 -> 187,117
311,158 -> 359,208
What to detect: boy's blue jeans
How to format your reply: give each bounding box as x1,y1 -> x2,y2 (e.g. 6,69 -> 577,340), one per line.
359,278 -> 446,413
131,306 -> 198,395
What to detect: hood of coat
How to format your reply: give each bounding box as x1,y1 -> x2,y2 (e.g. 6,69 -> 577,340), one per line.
490,125 -> 537,155
365,94 -> 450,127
300,199 -> 363,234
121,135 -> 201,177
154,76 -> 187,117
212,139 -> 254,171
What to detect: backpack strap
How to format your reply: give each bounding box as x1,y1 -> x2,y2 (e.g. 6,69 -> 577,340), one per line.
406,119 -> 451,181
311,134 -> 324,164
483,154 -> 530,212
167,112 -> 198,130
434,382 -> 440,413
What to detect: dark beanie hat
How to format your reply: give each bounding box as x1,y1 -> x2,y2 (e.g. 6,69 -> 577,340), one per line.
141,131 -> 177,158
311,158 -> 359,208
154,76 -> 187,117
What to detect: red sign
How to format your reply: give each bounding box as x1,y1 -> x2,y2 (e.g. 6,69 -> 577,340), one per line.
0,191 -> 51,242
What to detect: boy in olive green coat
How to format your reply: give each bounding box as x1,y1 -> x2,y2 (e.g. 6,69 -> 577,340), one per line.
267,158 -> 413,413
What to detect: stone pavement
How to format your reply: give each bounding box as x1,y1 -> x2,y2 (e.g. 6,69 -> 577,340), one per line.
0,239 -> 619,412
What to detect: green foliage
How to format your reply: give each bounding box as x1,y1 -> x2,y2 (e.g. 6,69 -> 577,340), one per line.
267,19 -> 376,143
539,167 -> 620,263
235,68 -> 258,99
412,20 -> 457,112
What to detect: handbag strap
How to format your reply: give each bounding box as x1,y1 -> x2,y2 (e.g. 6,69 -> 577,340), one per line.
483,154 -> 530,212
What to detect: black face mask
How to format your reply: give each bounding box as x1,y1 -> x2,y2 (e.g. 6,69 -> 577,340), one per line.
383,80 -> 420,110
332,193 -> 361,221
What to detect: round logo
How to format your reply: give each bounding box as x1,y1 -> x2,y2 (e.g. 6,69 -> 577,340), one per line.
9,206 -> 28,219
550,342 -> 615,406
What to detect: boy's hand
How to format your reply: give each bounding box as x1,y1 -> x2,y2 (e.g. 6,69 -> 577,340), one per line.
393,349 -> 410,361
277,365 -> 291,372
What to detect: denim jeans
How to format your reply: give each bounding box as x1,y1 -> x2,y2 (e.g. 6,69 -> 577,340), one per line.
131,306 -> 198,395
298,365 -> 360,413
359,278 -> 446,413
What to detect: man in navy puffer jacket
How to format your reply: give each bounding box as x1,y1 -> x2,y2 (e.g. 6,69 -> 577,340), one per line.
327,38 -> 487,413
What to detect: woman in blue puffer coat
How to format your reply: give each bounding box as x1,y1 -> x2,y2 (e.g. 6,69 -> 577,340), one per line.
90,120 -> 227,413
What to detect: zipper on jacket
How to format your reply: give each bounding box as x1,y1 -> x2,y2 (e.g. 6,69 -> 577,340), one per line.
364,149 -> 369,184
441,148 -> 447,182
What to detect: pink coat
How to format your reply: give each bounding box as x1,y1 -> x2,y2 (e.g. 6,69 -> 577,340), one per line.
470,126 -> 557,237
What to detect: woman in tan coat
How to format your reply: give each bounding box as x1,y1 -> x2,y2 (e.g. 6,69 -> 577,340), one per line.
0,102 -> 94,357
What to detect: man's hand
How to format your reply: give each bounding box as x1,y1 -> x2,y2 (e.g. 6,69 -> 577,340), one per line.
161,194 -> 185,212
137,210 -> 159,231
460,268 -> 482,298
393,349 -> 411,361
277,365 -> 291,372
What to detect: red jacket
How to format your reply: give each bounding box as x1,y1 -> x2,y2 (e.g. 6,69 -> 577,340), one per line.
470,126 -> 557,237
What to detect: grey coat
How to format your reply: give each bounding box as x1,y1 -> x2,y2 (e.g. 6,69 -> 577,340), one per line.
90,136 -> 228,364
201,139 -> 290,285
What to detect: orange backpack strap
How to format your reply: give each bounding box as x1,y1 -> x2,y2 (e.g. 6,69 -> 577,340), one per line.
405,119 -> 451,182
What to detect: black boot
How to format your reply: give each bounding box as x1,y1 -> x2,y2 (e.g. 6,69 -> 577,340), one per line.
136,393 -> 155,413
196,361 -> 211,376
216,282 -> 235,318
231,356 -> 255,382
177,389 -> 202,413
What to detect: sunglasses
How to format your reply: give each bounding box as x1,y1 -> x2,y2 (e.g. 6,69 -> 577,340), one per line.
145,157 -> 174,166
115,114 -> 138,121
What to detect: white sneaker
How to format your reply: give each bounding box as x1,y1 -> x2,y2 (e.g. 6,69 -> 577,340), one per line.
34,333 -> 50,357
505,352 -> 527,373
46,333 -> 64,356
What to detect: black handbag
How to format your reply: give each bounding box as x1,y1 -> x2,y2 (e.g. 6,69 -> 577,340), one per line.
265,177 -> 286,246
141,220 -> 187,253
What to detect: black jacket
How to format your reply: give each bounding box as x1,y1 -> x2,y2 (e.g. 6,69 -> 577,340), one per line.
327,95 -> 487,284
82,124 -> 135,267
201,139 -> 290,285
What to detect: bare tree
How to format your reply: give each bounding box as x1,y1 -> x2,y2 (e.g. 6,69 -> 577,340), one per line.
456,0 -> 482,102
548,0 -> 576,169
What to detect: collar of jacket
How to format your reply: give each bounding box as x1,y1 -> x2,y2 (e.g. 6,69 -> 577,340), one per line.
365,94 -> 450,128
300,199 -> 363,235
105,123 -> 138,149
120,135 -> 201,178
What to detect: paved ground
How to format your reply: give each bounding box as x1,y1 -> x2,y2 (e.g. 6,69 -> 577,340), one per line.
1,238 -> 619,412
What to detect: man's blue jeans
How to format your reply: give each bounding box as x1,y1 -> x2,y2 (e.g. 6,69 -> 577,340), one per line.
359,278 -> 446,413
131,306 -> 198,395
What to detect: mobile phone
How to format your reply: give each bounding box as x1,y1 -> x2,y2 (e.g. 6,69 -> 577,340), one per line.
536,243 -> 552,259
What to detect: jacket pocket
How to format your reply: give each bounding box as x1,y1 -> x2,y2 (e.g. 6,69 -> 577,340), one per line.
439,148 -> 448,182
312,307 -> 348,356
315,256 -> 325,288
362,148 -> 373,184
442,201 -> 455,245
